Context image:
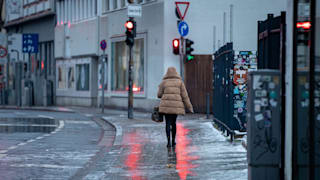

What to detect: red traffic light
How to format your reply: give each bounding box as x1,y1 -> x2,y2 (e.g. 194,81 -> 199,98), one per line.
125,21 -> 134,30
296,21 -> 311,30
173,39 -> 179,55
173,39 -> 179,48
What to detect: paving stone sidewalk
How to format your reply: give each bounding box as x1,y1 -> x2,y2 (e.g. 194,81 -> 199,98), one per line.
92,114 -> 248,180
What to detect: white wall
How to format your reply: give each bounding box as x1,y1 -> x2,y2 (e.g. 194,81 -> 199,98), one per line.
70,19 -> 99,56
163,0 -> 287,58
102,1 -> 165,100
55,18 -> 99,59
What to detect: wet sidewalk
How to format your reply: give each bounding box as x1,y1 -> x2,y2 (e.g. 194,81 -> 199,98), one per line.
95,115 -> 247,180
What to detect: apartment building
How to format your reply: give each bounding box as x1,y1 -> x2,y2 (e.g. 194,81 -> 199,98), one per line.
5,0 -> 56,106
55,0 -> 286,110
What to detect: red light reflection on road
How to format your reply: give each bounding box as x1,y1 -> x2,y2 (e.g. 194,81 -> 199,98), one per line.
175,122 -> 199,180
123,131 -> 146,180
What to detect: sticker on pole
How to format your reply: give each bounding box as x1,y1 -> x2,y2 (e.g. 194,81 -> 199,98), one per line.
178,21 -> 189,37
175,1 -> 190,21
100,40 -> 107,51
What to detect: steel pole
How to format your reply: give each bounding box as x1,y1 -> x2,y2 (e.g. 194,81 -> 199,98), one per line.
180,36 -> 184,81
128,45 -> 133,119
101,51 -> 105,113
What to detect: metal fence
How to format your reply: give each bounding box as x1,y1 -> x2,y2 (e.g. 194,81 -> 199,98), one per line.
213,43 -> 235,130
213,43 -> 257,131
258,13 -> 285,70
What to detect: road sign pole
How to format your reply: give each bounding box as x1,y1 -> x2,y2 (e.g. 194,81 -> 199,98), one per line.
99,40 -> 107,113
128,45 -> 133,119
101,51 -> 105,113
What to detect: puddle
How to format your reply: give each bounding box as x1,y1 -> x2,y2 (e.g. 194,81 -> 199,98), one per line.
0,117 -> 58,133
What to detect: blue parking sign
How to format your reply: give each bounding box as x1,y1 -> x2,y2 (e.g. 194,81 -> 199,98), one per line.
23,34 -> 39,53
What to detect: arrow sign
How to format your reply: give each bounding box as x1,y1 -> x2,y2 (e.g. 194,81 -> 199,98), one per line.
178,21 -> 189,37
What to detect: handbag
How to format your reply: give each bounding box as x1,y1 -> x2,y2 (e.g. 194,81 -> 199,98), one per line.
151,106 -> 163,122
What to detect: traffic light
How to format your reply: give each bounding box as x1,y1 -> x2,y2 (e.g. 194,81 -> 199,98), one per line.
185,39 -> 194,61
296,21 -> 311,46
125,18 -> 136,47
172,39 -> 180,55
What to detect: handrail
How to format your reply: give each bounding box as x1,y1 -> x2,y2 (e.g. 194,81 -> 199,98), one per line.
213,117 -> 235,142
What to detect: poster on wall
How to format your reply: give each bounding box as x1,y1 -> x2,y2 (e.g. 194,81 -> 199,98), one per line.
58,66 -> 66,89
0,33 -> 7,63
6,0 -> 22,22
98,63 -> 108,90
76,64 -> 89,91
8,34 -> 23,62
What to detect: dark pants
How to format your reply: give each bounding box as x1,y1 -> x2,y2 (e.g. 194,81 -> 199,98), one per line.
165,114 -> 177,144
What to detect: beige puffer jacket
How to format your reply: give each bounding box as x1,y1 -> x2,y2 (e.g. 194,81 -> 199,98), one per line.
157,67 -> 194,115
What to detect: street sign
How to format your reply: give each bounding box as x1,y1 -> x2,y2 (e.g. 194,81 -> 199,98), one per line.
178,21 -> 189,37
22,34 -> 39,53
128,5 -> 142,17
100,40 -> 107,51
0,46 -> 7,58
8,34 -> 22,61
175,1 -> 190,21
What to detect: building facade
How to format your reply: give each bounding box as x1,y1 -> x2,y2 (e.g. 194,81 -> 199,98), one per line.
54,0 -> 286,110
5,0 -> 56,106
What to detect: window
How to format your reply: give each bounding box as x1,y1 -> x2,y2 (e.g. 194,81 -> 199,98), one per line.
121,0 -> 125,7
57,0 -> 97,24
102,0 -> 110,12
111,38 -> 144,93
76,64 -> 90,91
113,0 -> 117,9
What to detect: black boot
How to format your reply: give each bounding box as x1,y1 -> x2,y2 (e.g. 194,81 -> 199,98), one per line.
167,140 -> 171,147
167,136 -> 171,148
172,138 -> 176,147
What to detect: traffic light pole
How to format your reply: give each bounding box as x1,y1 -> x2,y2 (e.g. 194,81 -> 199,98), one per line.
128,45 -> 133,119
180,36 -> 185,81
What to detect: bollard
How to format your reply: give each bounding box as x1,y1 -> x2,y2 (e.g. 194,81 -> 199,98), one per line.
230,133 -> 234,142
206,93 -> 210,119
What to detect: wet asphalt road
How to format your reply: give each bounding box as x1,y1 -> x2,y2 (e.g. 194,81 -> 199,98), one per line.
0,109 -> 247,180
0,109 -> 115,179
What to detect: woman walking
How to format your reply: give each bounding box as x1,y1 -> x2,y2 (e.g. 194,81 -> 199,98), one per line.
157,67 -> 194,148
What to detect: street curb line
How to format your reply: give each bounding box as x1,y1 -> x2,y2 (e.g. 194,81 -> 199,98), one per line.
101,116 -> 123,146
0,118 -> 64,159
0,106 -> 75,113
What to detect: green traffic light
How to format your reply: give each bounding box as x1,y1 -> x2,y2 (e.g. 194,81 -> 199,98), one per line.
187,55 -> 194,61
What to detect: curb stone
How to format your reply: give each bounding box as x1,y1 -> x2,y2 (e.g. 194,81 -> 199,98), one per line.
0,106 -> 75,113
